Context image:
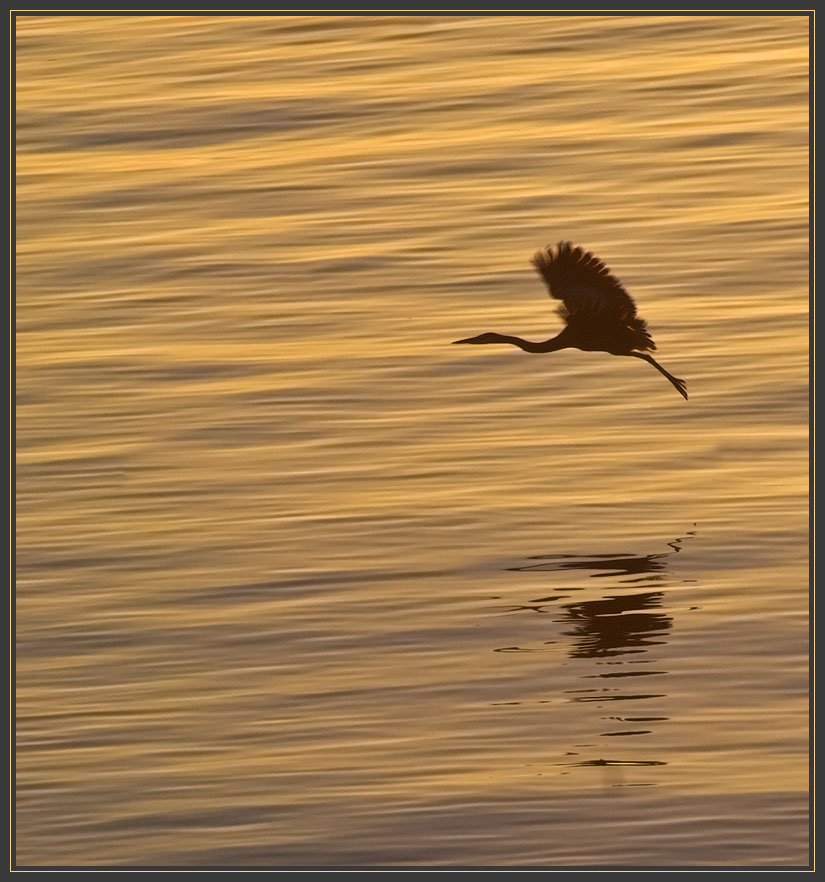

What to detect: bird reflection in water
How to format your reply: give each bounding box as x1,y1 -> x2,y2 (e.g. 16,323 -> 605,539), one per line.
500,530 -> 696,784
561,590 -> 670,660
504,532 -> 692,660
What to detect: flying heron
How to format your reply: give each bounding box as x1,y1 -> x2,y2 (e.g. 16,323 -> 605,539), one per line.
453,242 -> 687,400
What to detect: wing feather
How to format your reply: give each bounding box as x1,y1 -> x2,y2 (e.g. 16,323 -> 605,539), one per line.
531,241 -> 655,350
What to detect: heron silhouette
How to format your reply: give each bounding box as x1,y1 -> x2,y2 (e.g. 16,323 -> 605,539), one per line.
453,242 -> 687,400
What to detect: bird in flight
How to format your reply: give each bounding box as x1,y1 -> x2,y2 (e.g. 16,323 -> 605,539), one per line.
453,242 -> 687,400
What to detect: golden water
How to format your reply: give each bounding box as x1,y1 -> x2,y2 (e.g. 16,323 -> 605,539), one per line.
16,14 -> 809,867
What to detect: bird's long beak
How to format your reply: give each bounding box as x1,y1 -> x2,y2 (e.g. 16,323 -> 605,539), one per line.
452,337 -> 475,344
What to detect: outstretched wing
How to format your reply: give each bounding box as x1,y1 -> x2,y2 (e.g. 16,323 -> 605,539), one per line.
531,241 -> 654,349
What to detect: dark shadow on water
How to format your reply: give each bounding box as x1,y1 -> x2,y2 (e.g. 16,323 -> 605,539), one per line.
498,530 -> 695,660
561,591 -> 670,659
507,531 -> 690,583
495,529 -> 697,782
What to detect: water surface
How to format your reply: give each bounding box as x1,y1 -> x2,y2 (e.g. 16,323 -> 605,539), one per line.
16,14 -> 809,867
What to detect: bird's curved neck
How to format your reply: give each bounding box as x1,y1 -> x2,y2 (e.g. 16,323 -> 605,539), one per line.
495,333 -> 568,353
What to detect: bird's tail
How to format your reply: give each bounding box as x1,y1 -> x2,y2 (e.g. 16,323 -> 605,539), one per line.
630,319 -> 656,351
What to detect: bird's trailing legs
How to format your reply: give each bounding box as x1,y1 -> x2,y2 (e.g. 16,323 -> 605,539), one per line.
629,352 -> 688,400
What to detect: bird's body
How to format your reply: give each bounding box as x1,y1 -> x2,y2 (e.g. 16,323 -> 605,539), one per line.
453,242 -> 687,400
